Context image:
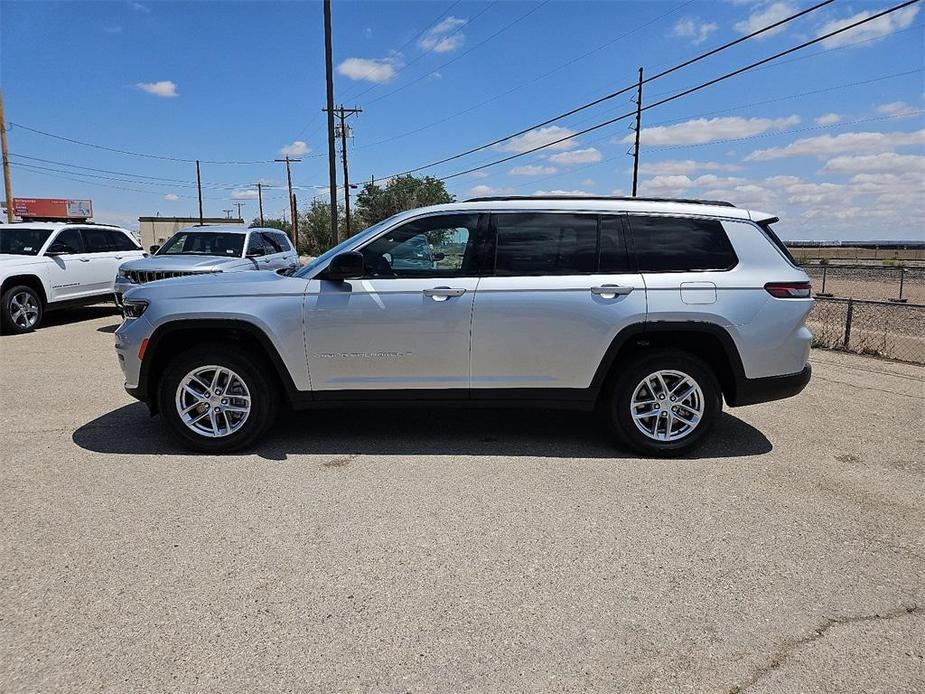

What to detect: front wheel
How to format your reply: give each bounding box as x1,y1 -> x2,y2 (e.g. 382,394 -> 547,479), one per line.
158,343 -> 279,453
607,350 -> 722,458
1,285 -> 44,334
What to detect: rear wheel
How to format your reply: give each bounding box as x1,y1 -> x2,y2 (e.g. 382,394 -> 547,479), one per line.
1,285 -> 44,334
158,343 -> 278,453
607,350 -> 721,457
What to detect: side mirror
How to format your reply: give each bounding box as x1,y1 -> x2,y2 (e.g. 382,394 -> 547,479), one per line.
45,242 -> 69,256
247,247 -> 266,258
432,252 -> 446,261
149,244 -> 160,254
325,251 -> 365,280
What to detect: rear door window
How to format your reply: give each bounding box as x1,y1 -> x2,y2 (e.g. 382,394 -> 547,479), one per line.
627,215 -> 737,272
494,213 -> 597,275
81,228 -> 114,253
598,215 -> 631,273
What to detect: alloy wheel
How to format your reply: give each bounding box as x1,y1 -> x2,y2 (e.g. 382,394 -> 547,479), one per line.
9,291 -> 40,329
630,369 -> 704,442
175,365 -> 252,438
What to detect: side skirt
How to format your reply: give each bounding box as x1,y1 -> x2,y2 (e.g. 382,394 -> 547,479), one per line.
292,388 -> 597,411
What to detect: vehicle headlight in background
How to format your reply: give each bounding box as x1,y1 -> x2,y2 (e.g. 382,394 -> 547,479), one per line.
122,300 -> 149,319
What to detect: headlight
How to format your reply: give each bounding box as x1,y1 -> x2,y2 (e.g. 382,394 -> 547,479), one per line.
122,299 -> 149,319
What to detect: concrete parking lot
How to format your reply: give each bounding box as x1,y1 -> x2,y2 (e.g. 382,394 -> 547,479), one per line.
1,306 -> 923,693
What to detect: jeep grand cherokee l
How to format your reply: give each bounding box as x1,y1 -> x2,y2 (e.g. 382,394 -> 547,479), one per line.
113,197 -> 813,457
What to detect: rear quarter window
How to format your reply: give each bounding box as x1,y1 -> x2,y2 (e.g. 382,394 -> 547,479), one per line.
628,215 -> 738,272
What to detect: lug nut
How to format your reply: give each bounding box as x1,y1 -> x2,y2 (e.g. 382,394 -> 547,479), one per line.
221,399 -> 228,405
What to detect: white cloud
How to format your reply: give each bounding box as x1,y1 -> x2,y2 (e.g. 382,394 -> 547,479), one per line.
337,55 -> 402,83
162,193 -> 179,201
231,190 -> 260,200
279,140 -> 311,157
734,2 -> 796,38
821,152 -> 925,175
817,5 -> 920,49
671,17 -> 718,45
497,126 -> 579,153
136,80 -> 178,98
621,115 -> 799,145
129,2 -> 149,12
469,171 -> 489,179
642,174 -> 747,193
420,16 -> 467,53
548,147 -> 603,165
877,100 -> 919,117
637,159 -> 742,175
815,113 -> 842,126
532,189 -> 594,196
746,129 -> 925,160
465,184 -> 514,197
508,164 -> 557,176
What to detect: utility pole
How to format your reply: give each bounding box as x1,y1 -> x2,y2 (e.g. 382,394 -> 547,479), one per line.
274,155 -> 300,245
0,89 -> 13,223
324,105 -> 362,237
256,182 -> 264,225
233,201 -> 245,220
222,209 -> 233,219
323,0 -> 339,241
631,67 -> 644,197
196,160 -> 204,224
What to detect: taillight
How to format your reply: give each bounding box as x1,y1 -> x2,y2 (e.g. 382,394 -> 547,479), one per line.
765,281 -> 811,298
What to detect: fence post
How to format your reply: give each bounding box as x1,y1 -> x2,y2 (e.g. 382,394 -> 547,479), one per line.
898,266 -> 905,301
821,265 -> 827,294
843,298 -> 854,348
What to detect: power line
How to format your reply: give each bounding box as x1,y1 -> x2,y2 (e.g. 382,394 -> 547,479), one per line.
381,0 -> 836,178
7,122 -> 277,165
353,0 -> 695,152
431,0 -> 922,182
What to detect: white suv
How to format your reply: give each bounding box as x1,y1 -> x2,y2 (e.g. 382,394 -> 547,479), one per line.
114,196 -> 813,457
0,222 -> 144,333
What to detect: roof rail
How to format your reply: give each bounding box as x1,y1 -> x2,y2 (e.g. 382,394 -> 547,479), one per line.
464,195 -> 736,208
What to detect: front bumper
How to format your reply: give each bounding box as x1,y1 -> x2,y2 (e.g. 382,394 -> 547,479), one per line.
113,277 -> 135,308
729,363 -> 812,407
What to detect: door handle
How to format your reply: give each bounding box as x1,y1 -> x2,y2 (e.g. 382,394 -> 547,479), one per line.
423,286 -> 466,301
114,255 -> 123,260
590,284 -> 632,297
78,258 -> 91,262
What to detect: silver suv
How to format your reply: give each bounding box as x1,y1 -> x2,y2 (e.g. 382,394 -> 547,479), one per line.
113,197 -> 813,457
114,225 -> 299,307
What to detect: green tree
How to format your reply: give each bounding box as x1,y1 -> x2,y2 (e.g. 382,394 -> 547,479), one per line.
296,200 -> 363,256
249,217 -> 291,235
355,174 -> 454,227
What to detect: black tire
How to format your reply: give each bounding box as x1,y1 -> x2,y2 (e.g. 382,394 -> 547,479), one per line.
157,343 -> 279,454
607,349 -> 722,458
1,284 -> 44,334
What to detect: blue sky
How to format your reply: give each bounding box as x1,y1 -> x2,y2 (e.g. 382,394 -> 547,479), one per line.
2,0 -> 923,240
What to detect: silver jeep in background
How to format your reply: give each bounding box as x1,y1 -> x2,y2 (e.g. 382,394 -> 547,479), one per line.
114,225 -> 299,307
114,196 -> 813,457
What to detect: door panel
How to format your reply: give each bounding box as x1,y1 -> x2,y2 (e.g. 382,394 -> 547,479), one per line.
43,228 -> 97,301
471,273 -> 646,389
304,277 -> 478,390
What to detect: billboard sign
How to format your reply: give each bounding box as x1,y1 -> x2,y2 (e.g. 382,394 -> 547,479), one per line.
13,198 -> 93,220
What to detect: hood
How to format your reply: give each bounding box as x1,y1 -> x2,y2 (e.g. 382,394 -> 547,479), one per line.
124,268 -> 300,302
119,254 -> 248,272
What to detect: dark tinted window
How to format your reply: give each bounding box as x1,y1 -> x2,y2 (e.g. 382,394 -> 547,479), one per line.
271,232 -> 292,251
495,213 -> 597,276
81,228 -> 113,253
53,228 -> 84,254
360,213 -> 478,278
106,229 -> 140,251
0,228 -> 53,256
158,231 -> 246,257
629,216 -> 737,272
599,216 -> 631,272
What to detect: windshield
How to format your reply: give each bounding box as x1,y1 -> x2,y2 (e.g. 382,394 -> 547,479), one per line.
0,228 -> 53,256
157,231 -> 245,257
294,215 -> 403,278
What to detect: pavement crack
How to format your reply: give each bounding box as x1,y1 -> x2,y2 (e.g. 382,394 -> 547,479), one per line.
727,604 -> 919,693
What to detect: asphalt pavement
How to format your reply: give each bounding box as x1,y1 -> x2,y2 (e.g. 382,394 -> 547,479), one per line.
1,306 -> 923,693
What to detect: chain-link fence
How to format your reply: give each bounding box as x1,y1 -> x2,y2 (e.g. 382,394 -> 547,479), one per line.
807,297 -> 925,364
803,264 -> 925,303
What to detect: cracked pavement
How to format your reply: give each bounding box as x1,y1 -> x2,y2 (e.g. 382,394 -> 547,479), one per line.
1,307 -> 923,692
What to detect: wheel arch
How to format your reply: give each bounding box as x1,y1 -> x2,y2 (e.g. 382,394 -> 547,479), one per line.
1,275 -> 48,305
592,321 -> 747,406
140,318 -> 302,414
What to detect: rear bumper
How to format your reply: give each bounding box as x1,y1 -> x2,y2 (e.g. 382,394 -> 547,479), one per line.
729,363 -> 812,407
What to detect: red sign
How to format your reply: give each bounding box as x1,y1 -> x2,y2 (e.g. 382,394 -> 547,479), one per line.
13,198 -> 93,220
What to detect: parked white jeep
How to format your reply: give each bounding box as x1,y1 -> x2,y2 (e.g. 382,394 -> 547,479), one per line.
0,222 -> 144,333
